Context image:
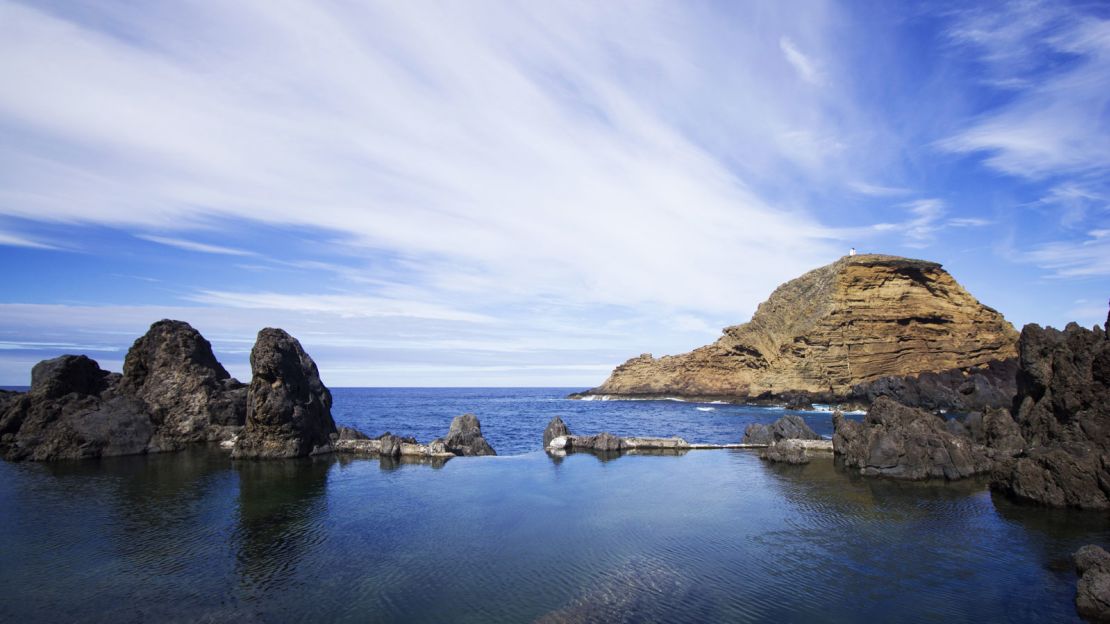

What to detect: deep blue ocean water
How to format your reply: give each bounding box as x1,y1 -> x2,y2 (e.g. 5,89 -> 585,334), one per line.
329,387 -> 844,454
1,388 -> 1107,623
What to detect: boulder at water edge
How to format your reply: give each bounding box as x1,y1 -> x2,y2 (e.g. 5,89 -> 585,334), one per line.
232,328 -> 337,459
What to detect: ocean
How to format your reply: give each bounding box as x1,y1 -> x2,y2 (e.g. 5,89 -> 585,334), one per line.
0,388 -> 1105,622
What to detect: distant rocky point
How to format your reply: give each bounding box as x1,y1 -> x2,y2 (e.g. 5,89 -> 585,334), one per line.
574,254 -> 1019,410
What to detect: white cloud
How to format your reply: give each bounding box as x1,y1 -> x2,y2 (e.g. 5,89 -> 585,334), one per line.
903,199 -> 946,248
780,36 -> 822,85
187,291 -> 495,324
1025,230 -> 1110,278
0,1 -> 857,316
939,6 -> 1110,179
0,229 -> 59,250
848,181 -> 912,197
136,234 -> 255,256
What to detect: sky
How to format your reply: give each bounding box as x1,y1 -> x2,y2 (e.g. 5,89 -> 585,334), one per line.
1,0 -> 1108,387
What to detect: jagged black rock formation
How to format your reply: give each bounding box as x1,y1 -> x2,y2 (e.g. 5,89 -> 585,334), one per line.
120,320 -> 246,448
0,355 -> 152,460
833,396 -> 994,480
1,318 -> 255,461
232,328 -> 337,459
850,358 -> 1018,413
442,413 -> 496,456
1075,545 -> 1110,622
742,414 -> 821,445
991,317 -> 1110,509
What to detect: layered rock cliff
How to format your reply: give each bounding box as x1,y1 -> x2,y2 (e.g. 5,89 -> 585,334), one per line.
580,254 -> 1018,405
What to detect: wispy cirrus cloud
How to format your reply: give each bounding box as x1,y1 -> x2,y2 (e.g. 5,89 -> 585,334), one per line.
0,0 -> 862,317
0,228 -> 59,250
780,37 -> 823,85
1025,230 -> 1110,278
136,234 -> 255,257
938,2 -> 1110,179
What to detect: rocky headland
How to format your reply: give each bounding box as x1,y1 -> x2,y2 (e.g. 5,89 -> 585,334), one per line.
575,254 -> 1018,410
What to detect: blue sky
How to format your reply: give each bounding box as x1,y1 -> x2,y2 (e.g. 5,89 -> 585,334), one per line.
1,0 -> 1108,386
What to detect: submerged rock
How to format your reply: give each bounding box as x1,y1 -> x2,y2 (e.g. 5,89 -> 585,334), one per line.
120,320 -> 246,448
742,414 -> 821,445
232,328 -> 337,459
991,318 -> 1110,509
443,413 -> 496,456
833,396 -> 994,480
1075,545 -> 1110,622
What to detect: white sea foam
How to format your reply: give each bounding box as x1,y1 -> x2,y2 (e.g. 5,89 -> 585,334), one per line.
695,407 -> 715,412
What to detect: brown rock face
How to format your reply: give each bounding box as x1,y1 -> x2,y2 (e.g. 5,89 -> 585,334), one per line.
584,254 -> 1018,403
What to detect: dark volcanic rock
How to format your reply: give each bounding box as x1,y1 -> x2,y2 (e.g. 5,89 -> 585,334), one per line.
30,355 -> 111,399
443,413 -> 496,456
760,439 -> 810,464
232,328 -> 337,459
0,355 -> 154,461
337,426 -> 369,440
851,358 -> 1018,412
963,408 -> 1026,458
742,414 -> 821,445
1075,545 -> 1110,622
120,320 -> 246,447
543,416 -> 570,448
991,319 -> 1110,509
378,433 -> 404,458
833,396 -> 994,480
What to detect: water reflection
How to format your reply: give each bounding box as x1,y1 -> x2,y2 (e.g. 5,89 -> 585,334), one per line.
545,448 -> 691,464
233,457 -> 332,595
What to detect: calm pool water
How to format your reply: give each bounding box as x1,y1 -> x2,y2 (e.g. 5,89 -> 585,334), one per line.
1,389 -> 1106,623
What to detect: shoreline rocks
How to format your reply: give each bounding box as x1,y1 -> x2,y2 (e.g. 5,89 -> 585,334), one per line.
1075,545 -> 1110,622
742,414 -> 821,446
442,413 -> 496,456
833,396 -> 995,480
991,317 -> 1110,509
0,320 -> 254,461
232,328 -> 337,460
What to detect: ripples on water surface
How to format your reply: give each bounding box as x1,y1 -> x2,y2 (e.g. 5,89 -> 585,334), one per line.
1,388 -> 1107,623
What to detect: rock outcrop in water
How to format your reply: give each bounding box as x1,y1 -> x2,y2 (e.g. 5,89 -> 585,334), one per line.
232,328 -> 337,459
543,416 -> 695,455
833,396 -> 995,480
577,254 -> 1018,408
120,320 -> 246,449
742,414 -> 822,445
991,317 -> 1110,509
0,320 -> 255,461
0,355 -> 153,460
1075,545 -> 1110,622
442,413 -> 496,456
